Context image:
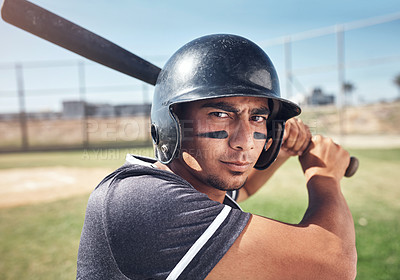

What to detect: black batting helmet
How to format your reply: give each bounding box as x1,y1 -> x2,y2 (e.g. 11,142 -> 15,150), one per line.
151,34 -> 301,169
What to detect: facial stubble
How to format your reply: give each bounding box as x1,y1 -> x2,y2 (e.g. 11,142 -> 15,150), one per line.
205,172 -> 248,191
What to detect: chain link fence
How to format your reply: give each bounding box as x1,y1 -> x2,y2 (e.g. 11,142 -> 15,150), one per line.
1,13 -> 399,152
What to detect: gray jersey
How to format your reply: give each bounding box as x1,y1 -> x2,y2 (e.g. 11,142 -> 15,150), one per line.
77,155 -> 250,280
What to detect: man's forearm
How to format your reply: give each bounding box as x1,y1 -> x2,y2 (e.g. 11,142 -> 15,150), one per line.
300,176 -> 357,273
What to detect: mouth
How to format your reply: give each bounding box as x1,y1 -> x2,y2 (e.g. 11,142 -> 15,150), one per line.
220,160 -> 252,173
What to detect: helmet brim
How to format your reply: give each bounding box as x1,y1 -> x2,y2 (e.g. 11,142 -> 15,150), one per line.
169,86 -> 301,121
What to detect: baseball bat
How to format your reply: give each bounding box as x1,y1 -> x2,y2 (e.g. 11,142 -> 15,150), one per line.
1,0 -> 161,85
1,0 -> 359,177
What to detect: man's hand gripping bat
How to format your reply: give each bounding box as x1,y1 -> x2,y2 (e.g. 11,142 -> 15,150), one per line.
282,119 -> 359,178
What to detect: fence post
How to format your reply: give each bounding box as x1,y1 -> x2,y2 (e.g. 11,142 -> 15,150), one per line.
15,63 -> 29,151
78,60 -> 89,147
284,37 -> 293,100
336,25 -> 346,138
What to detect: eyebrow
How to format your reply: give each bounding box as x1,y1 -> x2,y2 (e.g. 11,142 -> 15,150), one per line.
201,102 -> 270,115
251,107 -> 270,116
201,102 -> 240,113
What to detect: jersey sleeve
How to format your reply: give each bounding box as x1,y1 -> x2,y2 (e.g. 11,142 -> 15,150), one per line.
104,167 -> 250,279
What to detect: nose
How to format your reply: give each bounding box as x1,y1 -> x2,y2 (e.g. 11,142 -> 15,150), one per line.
228,120 -> 255,151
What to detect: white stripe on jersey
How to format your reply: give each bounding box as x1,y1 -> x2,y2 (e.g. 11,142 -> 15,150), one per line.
166,205 -> 232,280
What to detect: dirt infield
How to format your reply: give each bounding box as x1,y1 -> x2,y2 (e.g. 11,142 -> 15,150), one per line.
0,166 -> 113,208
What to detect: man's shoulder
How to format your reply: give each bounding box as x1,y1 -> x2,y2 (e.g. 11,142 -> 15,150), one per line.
97,154 -> 189,189
113,155 -> 193,191
94,154 -> 206,210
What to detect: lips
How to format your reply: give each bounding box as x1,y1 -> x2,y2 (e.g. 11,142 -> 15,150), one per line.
220,160 -> 252,173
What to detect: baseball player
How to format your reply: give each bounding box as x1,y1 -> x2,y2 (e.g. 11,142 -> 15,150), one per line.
77,34 -> 357,280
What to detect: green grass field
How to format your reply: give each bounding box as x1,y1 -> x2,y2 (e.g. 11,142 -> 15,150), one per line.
0,147 -> 399,279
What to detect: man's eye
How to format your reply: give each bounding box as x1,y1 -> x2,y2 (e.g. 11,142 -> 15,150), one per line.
251,116 -> 267,122
210,112 -> 229,118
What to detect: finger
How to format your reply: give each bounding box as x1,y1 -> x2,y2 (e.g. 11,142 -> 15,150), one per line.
297,125 -> 312,156
312,134 -> 323,144
302,134 -> 321,155
283,121 -> 299,150
282,120 -> 292,143
290,120 -> 309,152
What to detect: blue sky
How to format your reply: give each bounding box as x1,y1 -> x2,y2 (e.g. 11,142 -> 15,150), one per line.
0,0 -> 399,113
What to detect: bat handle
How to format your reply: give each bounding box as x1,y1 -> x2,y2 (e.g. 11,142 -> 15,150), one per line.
345,156 -> 359,177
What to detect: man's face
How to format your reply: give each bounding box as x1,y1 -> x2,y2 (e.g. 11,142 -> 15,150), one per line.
172,96 -> 270,192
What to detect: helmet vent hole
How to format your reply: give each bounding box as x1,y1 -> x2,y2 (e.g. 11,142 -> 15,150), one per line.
151,124 -> 159,145
161,145 -> 168,154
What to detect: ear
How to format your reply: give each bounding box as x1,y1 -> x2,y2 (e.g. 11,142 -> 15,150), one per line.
264,138 -> 273,151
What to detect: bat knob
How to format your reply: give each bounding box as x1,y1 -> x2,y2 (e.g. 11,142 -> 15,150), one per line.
345,156 -> 359,177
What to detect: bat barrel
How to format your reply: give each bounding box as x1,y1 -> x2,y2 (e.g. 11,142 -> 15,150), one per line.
1,0 -> 161,85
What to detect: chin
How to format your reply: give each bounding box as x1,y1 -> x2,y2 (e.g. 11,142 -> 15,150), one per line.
206,174 -> 247,191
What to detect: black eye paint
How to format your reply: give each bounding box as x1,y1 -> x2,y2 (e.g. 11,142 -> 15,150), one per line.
253,132 -> 268,139
197,131 -> 267,139
196,131 -> 228,139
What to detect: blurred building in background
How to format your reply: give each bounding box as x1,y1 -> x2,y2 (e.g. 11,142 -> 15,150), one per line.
62,101 -> 151,119
306,88 -> 335,106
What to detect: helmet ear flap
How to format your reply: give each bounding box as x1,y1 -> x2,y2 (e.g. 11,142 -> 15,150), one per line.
254,120 -> 285,170
151,106 -> 181,164
151,124 -> 160,145
254,99 -> 285,170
